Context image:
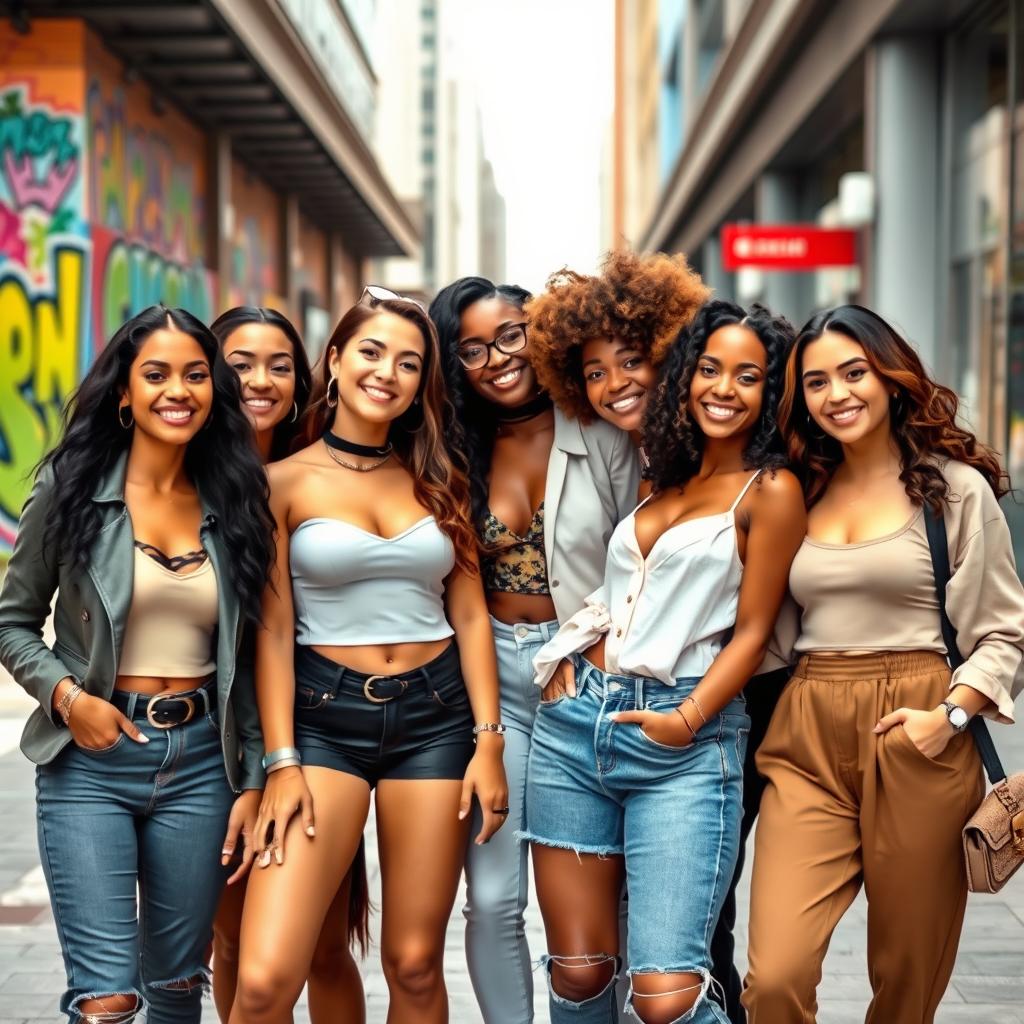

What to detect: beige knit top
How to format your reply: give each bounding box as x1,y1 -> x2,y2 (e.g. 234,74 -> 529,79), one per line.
791,509 -> 945,656
788,459 -> 1024,723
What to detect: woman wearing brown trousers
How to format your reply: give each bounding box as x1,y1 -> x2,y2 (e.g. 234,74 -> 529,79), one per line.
743,305 -> 1024,1023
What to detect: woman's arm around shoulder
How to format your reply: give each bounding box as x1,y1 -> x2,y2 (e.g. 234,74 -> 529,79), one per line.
445,558 -> 508,847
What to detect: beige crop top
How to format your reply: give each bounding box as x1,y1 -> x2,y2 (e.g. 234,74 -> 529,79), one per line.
118,546 -> 218,677
790,508 -> 945,655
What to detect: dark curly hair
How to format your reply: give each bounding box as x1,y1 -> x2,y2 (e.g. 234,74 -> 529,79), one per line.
779,304 -> 1009,509
40,305 -> 275,625
210,306 -> 313,462
644,300 -> 795,493
429,276 -> 533,529
527,249 -> 710,421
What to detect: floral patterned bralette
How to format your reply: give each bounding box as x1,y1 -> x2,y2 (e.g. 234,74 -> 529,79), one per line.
480,501 -> 550,596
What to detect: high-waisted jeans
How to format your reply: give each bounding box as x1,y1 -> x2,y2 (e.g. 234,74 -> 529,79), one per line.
463,616 -> 557,1024
523,656 -> 749,1024
35,684 -> 234,1023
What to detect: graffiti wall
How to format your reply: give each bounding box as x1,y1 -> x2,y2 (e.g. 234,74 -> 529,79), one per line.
0,22 -> 216,554
230,159 -> 283,309
0,21 -> 89,549
86,36 -> 215,342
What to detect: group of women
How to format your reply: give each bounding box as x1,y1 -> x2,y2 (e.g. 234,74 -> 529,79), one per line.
0,248 -> 1022,1024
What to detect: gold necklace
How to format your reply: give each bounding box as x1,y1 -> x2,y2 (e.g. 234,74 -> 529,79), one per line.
324,440 -> 392,472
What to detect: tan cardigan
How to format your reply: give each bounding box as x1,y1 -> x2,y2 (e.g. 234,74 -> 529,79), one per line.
939,459 -> 1024,723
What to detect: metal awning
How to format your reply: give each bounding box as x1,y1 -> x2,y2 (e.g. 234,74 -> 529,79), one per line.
7,0 -> 420,258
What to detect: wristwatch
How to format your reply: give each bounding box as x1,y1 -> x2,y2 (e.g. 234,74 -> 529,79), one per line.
941,701 -> 970,733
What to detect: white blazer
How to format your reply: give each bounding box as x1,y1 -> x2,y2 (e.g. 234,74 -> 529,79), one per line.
544,409 -> 640,624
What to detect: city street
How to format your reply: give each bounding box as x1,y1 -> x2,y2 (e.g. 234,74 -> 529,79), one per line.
0,669 -> 1022,1023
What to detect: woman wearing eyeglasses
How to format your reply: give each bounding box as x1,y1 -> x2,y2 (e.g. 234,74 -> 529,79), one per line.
229,289 -> 507,1024
430,278 -> 640,1024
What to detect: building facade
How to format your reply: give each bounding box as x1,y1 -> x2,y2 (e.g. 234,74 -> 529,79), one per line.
0,0 -> 419,552
615,0 -> 1024,557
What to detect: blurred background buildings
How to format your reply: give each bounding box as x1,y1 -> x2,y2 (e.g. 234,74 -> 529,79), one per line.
611,0 -> 1024,554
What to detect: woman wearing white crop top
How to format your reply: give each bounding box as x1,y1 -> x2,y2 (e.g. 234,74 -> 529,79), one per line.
229,290 -> 507,1024
522,304 -> 806,1024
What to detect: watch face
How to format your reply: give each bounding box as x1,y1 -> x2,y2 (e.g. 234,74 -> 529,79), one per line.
949,706 -> 969,729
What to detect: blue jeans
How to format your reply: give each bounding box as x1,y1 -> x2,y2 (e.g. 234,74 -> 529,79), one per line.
463,616 -> 556,1024
35,691 -> 234,1023
523,657 -> 749,1024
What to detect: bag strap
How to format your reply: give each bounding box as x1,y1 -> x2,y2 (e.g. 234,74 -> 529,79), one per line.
923,504 -> 1007,784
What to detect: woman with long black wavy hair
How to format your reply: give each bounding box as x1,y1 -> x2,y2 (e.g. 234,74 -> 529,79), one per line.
524,301 -> 805,1023
743,306 -> 1024,1024
0,305 -> 275,1023
429,277 -> 639,1024
208,306 -> 369,1024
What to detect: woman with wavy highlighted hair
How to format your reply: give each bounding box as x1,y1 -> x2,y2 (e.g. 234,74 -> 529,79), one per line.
744,305 -> 1024,1024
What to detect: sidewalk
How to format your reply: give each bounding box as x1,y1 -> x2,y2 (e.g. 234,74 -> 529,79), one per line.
0,669 -> 1022,1022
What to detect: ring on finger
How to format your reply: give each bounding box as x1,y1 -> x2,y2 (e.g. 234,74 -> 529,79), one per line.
492,806 -> 510,815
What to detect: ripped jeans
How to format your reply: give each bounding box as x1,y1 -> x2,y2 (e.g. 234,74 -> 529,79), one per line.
522,657 -> 748,1023
35,691 -> 234,1023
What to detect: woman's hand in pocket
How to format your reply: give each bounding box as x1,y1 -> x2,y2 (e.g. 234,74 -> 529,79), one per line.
540,659 -> 576,704
612,705 -> 695,749
61,687 -> 149,751
874,706 -> 954,758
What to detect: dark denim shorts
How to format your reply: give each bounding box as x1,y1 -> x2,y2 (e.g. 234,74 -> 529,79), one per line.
293,643 -> 476,786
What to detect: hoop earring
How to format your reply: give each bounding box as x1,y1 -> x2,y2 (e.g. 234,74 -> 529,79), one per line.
118,405 -> 134,430
806,412 -> 827,440
326,377 -> 339,409
290,401 -> 299,423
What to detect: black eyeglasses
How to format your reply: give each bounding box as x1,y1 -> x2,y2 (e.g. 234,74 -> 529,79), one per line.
457,323 -> 528,370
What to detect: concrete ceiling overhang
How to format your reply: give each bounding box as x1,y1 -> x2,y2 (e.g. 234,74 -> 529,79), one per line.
8,0 -> 420,259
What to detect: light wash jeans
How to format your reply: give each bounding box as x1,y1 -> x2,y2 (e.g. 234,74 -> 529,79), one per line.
35,689 -> 233,1023
463,616 -> 557,1024
523,656 -> 748,1024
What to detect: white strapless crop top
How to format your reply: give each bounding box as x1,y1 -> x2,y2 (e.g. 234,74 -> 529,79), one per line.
289,516 -> 456,646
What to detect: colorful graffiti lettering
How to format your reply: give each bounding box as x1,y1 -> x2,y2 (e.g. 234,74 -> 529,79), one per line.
0,84 -> 88,550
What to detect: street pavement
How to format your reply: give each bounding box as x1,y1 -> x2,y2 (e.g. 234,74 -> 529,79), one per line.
0,668 -> 1022,1022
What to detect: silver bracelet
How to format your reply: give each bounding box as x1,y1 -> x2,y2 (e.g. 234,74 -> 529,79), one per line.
265,757 -> 302,775
472,722 -> 507,737
262,746 -> 302,771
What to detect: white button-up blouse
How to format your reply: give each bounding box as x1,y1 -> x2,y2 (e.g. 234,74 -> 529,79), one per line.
533,472 -> 762,687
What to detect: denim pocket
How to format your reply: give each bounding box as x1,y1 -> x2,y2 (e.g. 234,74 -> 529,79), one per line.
636,723 -> 691,752
432,681 -> 470,710
75,733 -> 126,757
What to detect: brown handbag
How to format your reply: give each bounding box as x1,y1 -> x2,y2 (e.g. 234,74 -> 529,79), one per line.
925,506 -> 1024,893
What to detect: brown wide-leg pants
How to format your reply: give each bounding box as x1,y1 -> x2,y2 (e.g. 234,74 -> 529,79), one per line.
742,652 -> 984,1024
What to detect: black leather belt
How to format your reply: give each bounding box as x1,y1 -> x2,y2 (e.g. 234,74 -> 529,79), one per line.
111,680 -> 216,729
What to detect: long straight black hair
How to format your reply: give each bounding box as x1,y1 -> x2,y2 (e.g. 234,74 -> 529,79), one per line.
41,304 -> 275,624
210,306 -> 313,461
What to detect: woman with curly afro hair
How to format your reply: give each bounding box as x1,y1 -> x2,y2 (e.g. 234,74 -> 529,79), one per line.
744,306 -> 1024,1024
524,299 -> 805,1024
526,249 -> 709,478
429,277 -> 639,1024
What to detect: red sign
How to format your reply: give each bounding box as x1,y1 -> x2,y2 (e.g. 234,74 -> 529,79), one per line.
721,224 -> 858,271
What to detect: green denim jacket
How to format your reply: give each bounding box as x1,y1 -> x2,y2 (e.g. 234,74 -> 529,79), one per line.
0,453 -> 265,792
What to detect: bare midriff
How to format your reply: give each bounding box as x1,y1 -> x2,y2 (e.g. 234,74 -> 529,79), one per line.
580,634 -> 608,672
311,638 -> 454,676
115,673 -> 213,695
487,590 -> 558,626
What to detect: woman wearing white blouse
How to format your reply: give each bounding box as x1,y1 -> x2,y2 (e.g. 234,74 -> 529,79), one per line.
521,302 -> 806,1024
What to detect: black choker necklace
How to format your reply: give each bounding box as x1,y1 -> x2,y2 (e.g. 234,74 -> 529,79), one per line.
322,428 -> 392,459
495,393 -> 553,424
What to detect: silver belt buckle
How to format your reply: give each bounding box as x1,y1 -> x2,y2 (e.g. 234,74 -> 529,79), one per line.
146,692 -> 196,729
362,675 -> 408,704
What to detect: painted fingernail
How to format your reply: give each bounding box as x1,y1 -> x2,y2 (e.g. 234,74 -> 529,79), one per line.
275,847 -> 283,864
458,809 -> 467,820
260,850 -> 270,867
305,825 -> 315,837
137,734 -> 150,743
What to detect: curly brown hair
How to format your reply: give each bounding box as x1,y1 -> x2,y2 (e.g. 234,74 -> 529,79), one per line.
779,305 -> 1009,510
526,249 -> 710,421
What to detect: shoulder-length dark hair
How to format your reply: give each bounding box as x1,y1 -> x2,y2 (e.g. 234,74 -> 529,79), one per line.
778,304 -> 1008,509
210,306 -> 313,462
301,295 -> 477,574
40,304 -> 275,625
429,276 -> 532,528
644,300 -> 795,493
